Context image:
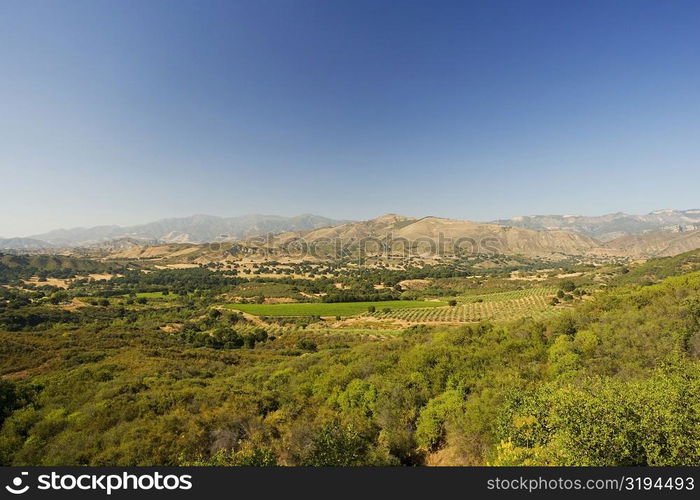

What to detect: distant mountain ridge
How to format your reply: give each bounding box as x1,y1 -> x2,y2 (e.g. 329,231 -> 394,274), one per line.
4,210 -> 700,259
490,209 -> 700,242
0,214 -> 349,249
0,237 -> 58,251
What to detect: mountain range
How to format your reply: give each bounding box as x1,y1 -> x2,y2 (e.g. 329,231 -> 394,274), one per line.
0,214 -> 348,250
490,209 -> 700,242
249,214 -> 601,258
231,213 -> 700,259
2,209 -> 700,259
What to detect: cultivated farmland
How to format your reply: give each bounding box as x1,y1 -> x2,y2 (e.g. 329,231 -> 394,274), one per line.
224,300 -> 447,316
370,287 -> 559,323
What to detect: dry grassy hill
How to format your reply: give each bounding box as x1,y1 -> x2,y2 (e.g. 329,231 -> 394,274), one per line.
93,215 -> 700,264
604,229 -> 700,257
243,214 -> 601,258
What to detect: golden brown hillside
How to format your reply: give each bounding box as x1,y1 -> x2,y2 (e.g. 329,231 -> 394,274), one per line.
604,229 -> 700,257
251,214 -> 601,258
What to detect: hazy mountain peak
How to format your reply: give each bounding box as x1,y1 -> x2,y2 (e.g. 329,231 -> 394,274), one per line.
491,209 -> 700,242
369,214 -> 412,223
3,214 -> 350,249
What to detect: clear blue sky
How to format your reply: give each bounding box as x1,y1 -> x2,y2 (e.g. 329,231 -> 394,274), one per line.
1,0 -> 699,236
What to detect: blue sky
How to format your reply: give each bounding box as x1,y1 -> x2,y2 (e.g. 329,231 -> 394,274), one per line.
1,0 -> 699,236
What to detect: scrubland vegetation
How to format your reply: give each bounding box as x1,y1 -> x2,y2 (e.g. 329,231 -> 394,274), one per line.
1,250 -> 699,466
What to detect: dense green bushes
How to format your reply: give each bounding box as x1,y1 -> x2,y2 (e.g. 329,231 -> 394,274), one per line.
495,359 -> 700,465
0,266 -> 699,466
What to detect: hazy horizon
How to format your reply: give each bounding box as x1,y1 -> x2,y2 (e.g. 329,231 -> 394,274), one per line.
2,0 -> 699,236
5,206 -> 700,240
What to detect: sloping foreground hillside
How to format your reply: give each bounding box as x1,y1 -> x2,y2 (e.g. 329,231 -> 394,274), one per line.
610,248 -> 700,285
0,271 -> 699,466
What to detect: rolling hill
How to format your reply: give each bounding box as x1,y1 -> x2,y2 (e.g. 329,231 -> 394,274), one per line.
604,228 -> 700,257
238,214 -> 602,258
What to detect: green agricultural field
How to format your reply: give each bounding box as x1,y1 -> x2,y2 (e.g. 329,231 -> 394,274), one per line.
373,287 -> 560,323
454,287 -> 557,303
224,300 -> 447,316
